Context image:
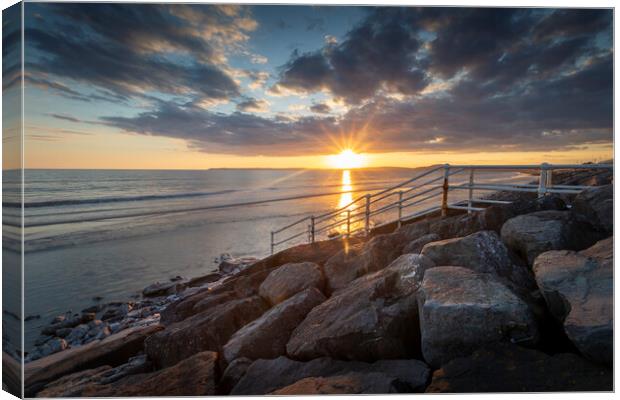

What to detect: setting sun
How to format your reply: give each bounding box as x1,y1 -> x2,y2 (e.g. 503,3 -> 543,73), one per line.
327,149 -> 366,169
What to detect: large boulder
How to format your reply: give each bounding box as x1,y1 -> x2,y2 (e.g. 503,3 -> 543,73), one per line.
218,357 -> 253,395
24,324 -> 162,397
270,373 -> 407,394
258,262 -> 324,305
420,230 -> 535,290
161,268 -> 272,325
417,267 -> 539,368
145,296 -> 268,368
286,258 -> 422,361
231,356 -> 430,395
571,184 -> 613,235
323,233 -> 406,293
39,351 -> 218,397
403,233 -> 440,254
223,288 -> 326,364
533,237 -> 612,366
500,210 -> 601,265
426,343 -> 612,392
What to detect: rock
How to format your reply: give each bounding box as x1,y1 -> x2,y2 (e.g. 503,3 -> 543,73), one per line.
65,324 -> 89,344
403,233 -> 441,254
385,253 -> 435,285
258,262 -> 324,305
500,210 -> 602,265
187,272 -> 222,288
223,288 -> 326,364
240,237 -> 363,281
323,233 -> 405,293
36,355 -> 152,397
287,259 -> 420,361
429,212 -> 484,239
571,184 -> 612,235
533,237 -> 612,366
219,357 -> 253,395
142,282 -> 182,297
41,312 -> 97,336
160,288 -> 236,325
421,230 -> 535,290
484,194 -> 568,232
39,351 -> 218,397
161,268 -> 270,329
192,291 -> 238,315
25,314 -> 40,322
231,356 -> 430,395
270,373 -> 407,394
38,338 -> 68,358
25,324 -> 163,397
417,267 -> 539,368
426,343 -> 612,392
55,328 -> 72,338
145,296 -> 268,368
218,255 -> 259,275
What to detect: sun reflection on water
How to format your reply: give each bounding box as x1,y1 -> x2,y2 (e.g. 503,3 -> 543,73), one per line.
338,170 -> 353,209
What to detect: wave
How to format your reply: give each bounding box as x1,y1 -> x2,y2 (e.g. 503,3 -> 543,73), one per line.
3,189 -> 238,208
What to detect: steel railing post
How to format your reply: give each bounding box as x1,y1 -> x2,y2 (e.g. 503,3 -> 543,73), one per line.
538,163 -> 548,197
468,169 -> 475,214
310,216 -> 315,243
397,191 -> 403,228
441,164 -> 450,217
346,210 -> 351,237
364,194 -> 371,235
270,231 -> 274,254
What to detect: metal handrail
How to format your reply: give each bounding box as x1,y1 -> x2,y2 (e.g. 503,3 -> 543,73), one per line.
270,162 -> 613,253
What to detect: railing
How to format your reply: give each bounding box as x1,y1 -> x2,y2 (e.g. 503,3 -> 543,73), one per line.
270,163 -> 613,254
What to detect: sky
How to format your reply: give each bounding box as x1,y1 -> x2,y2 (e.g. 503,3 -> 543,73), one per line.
2,3 -> 614,169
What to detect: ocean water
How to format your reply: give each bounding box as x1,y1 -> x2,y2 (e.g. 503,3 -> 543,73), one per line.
2,167 -> 530,352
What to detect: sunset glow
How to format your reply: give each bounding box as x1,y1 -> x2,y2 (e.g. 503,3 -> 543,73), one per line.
327,150 -> 366,169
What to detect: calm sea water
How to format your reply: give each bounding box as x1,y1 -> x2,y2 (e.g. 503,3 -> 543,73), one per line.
2,167 -> 529,351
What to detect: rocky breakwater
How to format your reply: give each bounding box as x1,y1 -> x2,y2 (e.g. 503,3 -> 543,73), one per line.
27,167 -> 613,396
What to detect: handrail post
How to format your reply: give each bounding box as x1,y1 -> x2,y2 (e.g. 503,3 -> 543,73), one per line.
397,191 -> 403,228
364,194 -> 371,235
441,164 -> 450,217
346,210 -> 351,237
270,231 -> 274,255
538,163 -> 549,197
310,216 -> 315,243
468,169 -> 475,214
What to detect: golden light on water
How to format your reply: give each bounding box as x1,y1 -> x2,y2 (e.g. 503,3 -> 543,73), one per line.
338,169 -> 353,209
327,149 -> 366,169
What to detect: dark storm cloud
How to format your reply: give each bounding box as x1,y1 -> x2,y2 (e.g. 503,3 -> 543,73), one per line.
275,8 -> 611,104
25,4 -> 246,102
276,8 -> 428,103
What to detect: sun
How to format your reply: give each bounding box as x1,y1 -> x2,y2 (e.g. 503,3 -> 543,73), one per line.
327,149 -> 366,169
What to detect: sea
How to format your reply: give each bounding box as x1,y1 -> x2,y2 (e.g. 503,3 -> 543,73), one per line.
2,167 -> 532,352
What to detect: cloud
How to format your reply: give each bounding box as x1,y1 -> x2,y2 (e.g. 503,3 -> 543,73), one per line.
275,8 -> 428,103
274,8 -> 612,106
100,51 -> 612,156
99,101 -> 339,156
310,103 -> 331,114
250,54 -> 269,64
48,113 -> 82,123
236,98 -> 270,113
24,4 -> 259,103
